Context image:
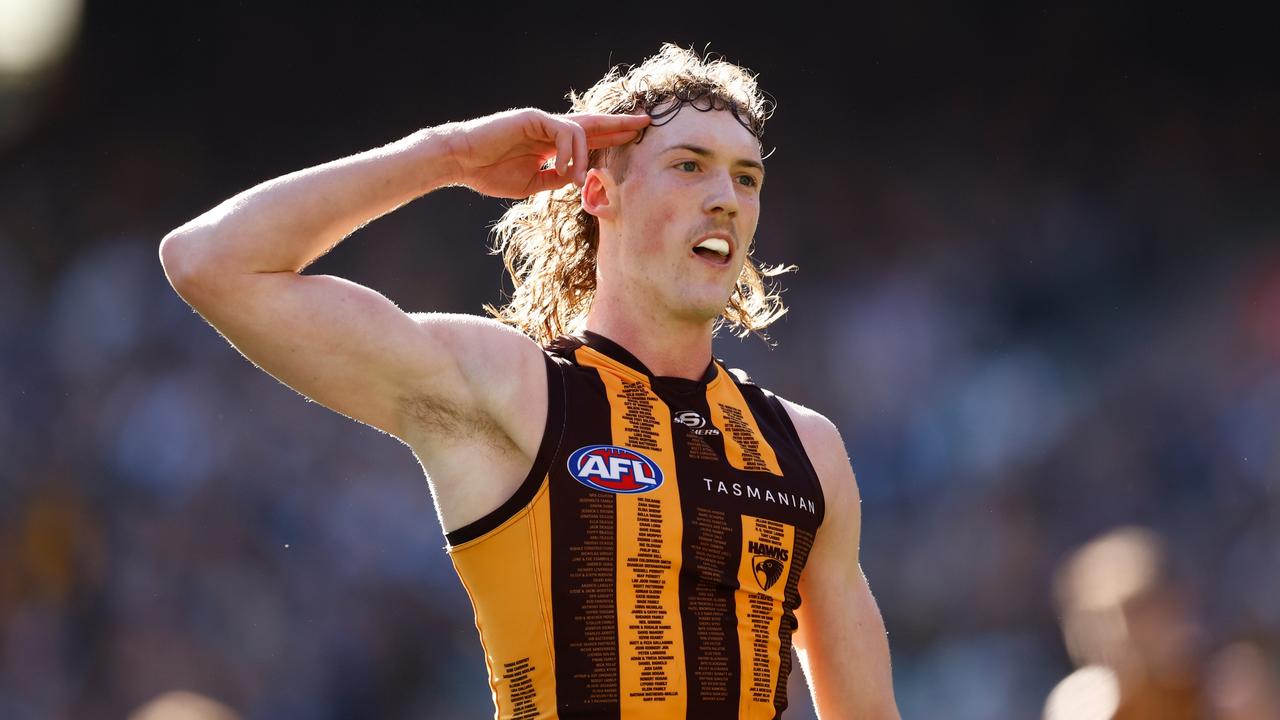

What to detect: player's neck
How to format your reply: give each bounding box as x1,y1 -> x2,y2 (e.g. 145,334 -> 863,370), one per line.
582,301 -> 713,381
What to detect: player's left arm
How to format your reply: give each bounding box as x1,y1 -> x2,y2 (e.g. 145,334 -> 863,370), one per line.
780,399 -> 901,719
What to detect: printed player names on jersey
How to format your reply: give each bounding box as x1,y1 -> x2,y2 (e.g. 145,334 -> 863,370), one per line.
717,403 -> 771,472
736,514 -> 795,714
621,380 -> 661,451
688,507 -> 733,701
570,493 -> 619,704
624,496 -> 677,701
501,657 -> 540,720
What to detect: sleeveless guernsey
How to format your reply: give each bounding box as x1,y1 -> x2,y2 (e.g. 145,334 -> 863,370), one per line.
445,331 -> 826,720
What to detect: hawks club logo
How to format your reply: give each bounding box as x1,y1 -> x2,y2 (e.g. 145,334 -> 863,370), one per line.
567,445 -> 664,494
753,557 -> 786,591
748,540 -> 790,591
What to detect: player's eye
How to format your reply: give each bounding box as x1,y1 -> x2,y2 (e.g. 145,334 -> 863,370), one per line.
676,160 -> 698,172
737,174 -> 759,188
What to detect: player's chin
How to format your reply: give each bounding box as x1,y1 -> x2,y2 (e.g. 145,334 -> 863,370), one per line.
677,291 -> 735,322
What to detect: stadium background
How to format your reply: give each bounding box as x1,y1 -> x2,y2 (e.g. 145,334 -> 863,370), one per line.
1,3 -> 1277,718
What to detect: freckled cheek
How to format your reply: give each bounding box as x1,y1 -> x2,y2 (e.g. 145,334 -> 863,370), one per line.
634,199 -> 684,256
741,195 -> 761,227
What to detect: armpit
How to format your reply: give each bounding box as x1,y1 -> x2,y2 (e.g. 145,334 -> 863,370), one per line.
397,391 -> 515,452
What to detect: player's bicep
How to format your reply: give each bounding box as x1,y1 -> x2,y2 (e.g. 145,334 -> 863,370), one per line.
779,398 -> 863,654
778,398 -> 863,566
783,401 -> 898,717
173,270 -> 470,439
792,439 -> 863,656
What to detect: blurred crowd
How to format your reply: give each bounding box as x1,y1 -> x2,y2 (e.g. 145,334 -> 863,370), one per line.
1,6 -> 1278,719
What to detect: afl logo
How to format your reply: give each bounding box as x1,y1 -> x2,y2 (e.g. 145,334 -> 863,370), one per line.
567,445 -> 664,494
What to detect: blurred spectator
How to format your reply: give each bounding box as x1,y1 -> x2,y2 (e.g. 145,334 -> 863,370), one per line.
126,691 -> 240,720
1049,527 -> 1280,719
1044,665 -> 1121,720
1206,643 -> 1280,720
1050,527 -> 1203,719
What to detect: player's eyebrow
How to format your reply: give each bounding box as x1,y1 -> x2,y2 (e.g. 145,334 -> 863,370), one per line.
662,143 -> 765,177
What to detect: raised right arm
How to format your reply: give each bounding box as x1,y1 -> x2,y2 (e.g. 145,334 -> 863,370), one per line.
158,110 -> 649,453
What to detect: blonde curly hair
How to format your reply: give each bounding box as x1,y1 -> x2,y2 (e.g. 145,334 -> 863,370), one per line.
485,44 -> 795,345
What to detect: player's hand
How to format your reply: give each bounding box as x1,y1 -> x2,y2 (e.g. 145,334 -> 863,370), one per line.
442,109 -> 650,199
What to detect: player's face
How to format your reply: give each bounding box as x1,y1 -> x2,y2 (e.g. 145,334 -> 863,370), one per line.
605,106 -> 764,325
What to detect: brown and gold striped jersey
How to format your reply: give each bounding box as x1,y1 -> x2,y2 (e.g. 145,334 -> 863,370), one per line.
445,331 -> 826,719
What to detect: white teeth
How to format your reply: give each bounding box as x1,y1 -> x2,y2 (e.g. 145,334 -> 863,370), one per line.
695,238 -> 730,257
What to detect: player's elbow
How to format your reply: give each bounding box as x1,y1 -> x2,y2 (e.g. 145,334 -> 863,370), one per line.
870,697 -> 902,720
159,226 -> 221,301
863,684 -> 903,720
161,226 -> 234,311
161,226 -> 200,288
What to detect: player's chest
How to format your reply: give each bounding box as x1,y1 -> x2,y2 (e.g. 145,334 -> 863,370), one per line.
553,377 -> 821,532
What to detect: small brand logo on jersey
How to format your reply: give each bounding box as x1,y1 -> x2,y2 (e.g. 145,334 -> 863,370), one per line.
567,445 -> 664,494
674,411 -> 706,428
674,411 -> 721,436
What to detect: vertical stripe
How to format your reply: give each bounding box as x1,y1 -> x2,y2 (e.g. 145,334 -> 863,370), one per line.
578,350 -> 689,717
532,488 -> 555,666
758,390 -> 827,526
706,369 -> 784,476
672,384 -> 741,716
550,356 -> 620,716
734,515 -> 796,718
447,499 -> 558,719
771,526 -> 816,719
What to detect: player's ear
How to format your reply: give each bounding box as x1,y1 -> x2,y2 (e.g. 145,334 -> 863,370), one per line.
581,167 -> 618,220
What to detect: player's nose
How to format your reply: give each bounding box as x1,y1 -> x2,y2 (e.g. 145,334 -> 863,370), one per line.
702,169 -> 739,217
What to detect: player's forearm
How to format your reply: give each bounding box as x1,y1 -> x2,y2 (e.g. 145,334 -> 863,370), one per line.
810,630 -> 900,719
803,568 -> 901,719
159,125 -> 459,282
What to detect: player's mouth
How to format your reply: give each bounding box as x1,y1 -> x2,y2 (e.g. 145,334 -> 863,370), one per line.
691,233 -> 734,267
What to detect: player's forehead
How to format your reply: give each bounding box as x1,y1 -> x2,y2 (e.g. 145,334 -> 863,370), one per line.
634,106 -> 762,165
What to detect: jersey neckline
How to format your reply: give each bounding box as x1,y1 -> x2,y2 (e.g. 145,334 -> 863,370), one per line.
575,330 -> 722,392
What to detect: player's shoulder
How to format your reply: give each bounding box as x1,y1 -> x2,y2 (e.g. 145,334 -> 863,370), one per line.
726,364 -> 846,464
406,312 -> 544,364
406,311 -> 537,345
401,312 -> 547,414
768,394 -> 861,513
771,395 -> 845,461
722,364 -> 858,499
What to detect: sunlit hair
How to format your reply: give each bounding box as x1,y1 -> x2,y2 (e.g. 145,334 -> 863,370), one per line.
485,43 -> 796,345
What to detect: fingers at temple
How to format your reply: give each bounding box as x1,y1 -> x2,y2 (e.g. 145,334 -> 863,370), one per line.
553,125 -> 573,177
571,124 -> 587,186
572,113 -> 651,134
532,167 -> 573,193
586,129 -> 642,150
